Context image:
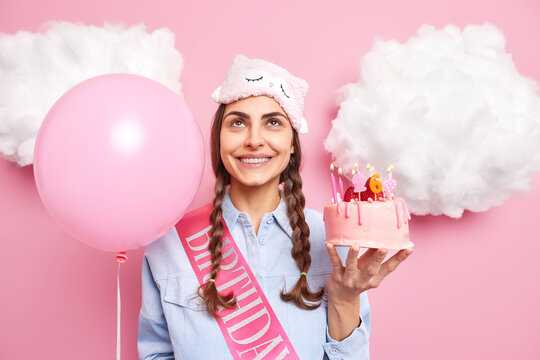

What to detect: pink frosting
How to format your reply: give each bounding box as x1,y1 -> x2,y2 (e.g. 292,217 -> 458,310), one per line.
356,200 -> 362,225
323,197 -> 412,250
392,198 -> 402,229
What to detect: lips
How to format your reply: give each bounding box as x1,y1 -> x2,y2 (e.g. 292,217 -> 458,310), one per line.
241,157 -> 271,163
237,154 -> 272,165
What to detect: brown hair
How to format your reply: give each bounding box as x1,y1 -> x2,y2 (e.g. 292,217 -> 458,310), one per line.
198,103 -> 324,317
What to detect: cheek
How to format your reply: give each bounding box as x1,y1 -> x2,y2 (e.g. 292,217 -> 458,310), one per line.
220,142 -> 234,169
269,137 -> 294,172
269,134 -> 294,155
220,146 -> 236,178
220,132 -> 237,156
219,132 -> 242,171
280,153 -> 292,171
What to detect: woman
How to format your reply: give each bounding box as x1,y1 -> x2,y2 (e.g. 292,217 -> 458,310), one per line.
138,55 -> 413,359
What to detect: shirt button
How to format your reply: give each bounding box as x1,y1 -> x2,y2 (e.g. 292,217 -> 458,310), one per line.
267,217 -> 273,224
259,238 -> 266,245
330,348 -> 339,355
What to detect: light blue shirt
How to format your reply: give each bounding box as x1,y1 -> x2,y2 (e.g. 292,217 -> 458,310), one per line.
138,190 -> 371,359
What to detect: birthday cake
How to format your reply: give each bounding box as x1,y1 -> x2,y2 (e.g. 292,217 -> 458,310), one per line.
323,163 -> 413,250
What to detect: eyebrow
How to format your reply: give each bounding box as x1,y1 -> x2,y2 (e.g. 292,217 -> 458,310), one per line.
223,111 -> 288,120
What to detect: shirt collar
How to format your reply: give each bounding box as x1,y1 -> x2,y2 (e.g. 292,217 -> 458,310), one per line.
272,193 -> 293,238
221,188 -> 293,238
221,189 -> 241,230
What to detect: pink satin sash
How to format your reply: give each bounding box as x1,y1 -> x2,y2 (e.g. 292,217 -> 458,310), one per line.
175,203 -> 300,360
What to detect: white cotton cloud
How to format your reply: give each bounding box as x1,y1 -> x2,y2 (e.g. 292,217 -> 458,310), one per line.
0,21 -> 183,167
325,23 -> 540,218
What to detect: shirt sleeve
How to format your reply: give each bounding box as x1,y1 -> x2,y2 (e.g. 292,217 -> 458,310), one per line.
322,291 -> 372,360
137,254 -> 175,360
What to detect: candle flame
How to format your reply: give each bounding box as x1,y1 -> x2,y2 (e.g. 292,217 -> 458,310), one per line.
338,167 -> 342,175
330,162 -> 334,172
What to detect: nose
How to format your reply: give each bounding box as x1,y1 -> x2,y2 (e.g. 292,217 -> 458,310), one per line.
245,126 -> 264,148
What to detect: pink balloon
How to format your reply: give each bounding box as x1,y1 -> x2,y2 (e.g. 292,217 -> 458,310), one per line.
33,74 -> 204,252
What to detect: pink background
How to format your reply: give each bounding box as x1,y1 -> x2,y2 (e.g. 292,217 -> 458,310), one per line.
1,0 -> 539,359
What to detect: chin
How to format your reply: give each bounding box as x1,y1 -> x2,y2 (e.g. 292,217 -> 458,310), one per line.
237,178 -> 270,188
232,172 -> 281,189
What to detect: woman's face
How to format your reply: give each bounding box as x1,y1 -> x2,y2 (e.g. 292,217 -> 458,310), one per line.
220,95 -> 294,190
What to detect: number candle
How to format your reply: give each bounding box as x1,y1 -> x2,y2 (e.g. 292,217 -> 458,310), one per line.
369,173 -> 383,194
383,164 -> 397,199
352,170 -> 366,193
330,163 -> 338,204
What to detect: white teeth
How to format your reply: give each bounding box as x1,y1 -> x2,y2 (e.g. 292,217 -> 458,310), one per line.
240,157 -> 270,164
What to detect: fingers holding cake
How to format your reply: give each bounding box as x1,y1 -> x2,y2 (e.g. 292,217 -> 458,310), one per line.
344,246 -> 361,273
325,244 -> 413,300
357,248 -> 388,285
356,247 -> 413,290
325,242 -> 345,272
372,248 -> 413,285
356,248 -> 385,270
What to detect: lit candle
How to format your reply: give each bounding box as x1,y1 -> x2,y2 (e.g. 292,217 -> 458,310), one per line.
383,178 -> 397,198
367,163 -> 376,176
387,164 -> 394,180
330,162 -> 338,204
369,173 -> 383,194
338,167 -> 344,197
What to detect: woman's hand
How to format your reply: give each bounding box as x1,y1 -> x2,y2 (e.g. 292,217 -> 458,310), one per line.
325,243 -> 413,340
326,244 -> 413,303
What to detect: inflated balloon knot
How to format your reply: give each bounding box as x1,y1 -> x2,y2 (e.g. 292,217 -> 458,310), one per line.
116,251 -> 128,263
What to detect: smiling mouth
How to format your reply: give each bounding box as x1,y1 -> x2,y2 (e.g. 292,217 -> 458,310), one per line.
239,157 -> 271,164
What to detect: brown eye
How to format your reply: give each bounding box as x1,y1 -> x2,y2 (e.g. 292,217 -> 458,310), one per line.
267,118 -> 281,126
232,119 -> 245,127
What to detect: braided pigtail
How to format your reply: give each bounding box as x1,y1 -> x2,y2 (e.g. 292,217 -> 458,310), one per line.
279,132 -> 324,309
198,104 -> 237,317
